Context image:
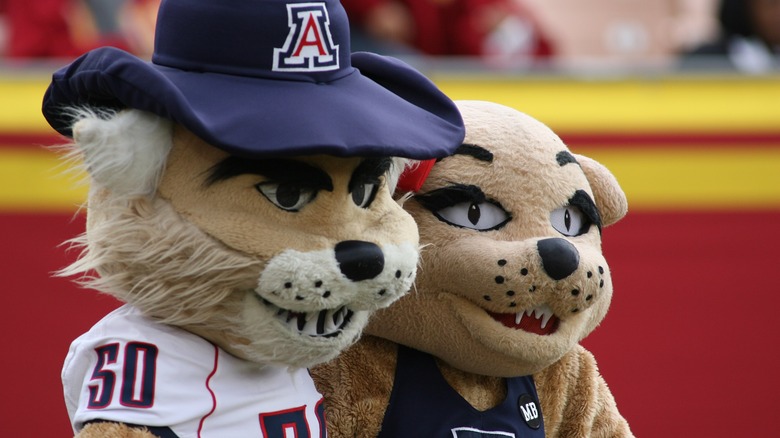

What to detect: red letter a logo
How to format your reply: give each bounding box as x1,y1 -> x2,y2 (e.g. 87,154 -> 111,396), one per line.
273,3 -> 340,72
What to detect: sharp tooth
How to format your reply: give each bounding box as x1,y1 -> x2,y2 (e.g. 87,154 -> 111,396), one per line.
316,310 -> 327,335
322,309 -> 338,334
515,312 -> 522,325
539,305 -> 554,329
341,310 -> 353,329
540,310 -> 553,329
525,309 -> 533,317
333,307 -> 345,327
303,318 -> 321,336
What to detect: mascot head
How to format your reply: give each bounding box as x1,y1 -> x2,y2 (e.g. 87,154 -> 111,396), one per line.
370,100 -> 627,376
43,0 -> 464,369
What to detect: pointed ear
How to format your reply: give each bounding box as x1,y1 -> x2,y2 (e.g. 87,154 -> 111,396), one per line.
72,109 -> 173,197
575,154 -> 628,227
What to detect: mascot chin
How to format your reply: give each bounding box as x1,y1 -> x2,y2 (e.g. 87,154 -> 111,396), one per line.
42,1 -> 464,437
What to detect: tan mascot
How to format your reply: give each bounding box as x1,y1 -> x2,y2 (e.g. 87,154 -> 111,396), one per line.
313,100 -> 633,437
41,1 -> 465,437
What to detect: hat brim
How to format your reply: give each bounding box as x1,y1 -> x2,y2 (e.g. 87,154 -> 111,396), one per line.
43,47 -> 464,160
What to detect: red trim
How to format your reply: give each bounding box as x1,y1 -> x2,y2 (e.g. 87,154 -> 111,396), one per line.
197,344 -> 220,438
0,133 -> 65,147
560,132 -> 780,148
2,131 -> 779,150
397,159 -> 436,193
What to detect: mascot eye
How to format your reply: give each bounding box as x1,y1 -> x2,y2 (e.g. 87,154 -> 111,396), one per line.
435,201 -> 510,231
550,206 -> 589,236
351,182 -> 378,208
256,182 -> 317,212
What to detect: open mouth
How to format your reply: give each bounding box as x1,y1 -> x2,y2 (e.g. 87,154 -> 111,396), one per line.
487,304 -> 559,336
261,298 -> 353,338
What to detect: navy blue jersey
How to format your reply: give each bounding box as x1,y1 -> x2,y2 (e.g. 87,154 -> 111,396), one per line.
378,346 -> 544,438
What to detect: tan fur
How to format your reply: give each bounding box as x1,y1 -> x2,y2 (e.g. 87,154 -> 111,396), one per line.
77,422 -> 158,438
63,193 -> 261,328
312,101 -> 633,436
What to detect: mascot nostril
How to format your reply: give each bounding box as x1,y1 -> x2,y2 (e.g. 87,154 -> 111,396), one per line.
335,240 -> 385,281
537,238 -> 580,280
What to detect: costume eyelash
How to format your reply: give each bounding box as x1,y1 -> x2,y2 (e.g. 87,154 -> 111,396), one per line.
415,184 -> 487,211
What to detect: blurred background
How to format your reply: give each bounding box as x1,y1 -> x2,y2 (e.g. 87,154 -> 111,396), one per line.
1,0 -> 778,436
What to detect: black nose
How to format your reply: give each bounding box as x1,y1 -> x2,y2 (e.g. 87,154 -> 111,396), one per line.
335,240 -> 385,281
537,238 -> 579,280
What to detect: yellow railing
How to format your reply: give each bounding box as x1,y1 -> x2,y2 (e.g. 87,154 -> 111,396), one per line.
2,73 -> 779,212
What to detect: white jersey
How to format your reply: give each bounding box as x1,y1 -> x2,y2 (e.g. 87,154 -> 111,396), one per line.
63,305 -> 326,438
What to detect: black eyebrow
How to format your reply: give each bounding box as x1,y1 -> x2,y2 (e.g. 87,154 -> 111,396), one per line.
569,190 -> 602,232
556,151 -> 580,167
204,157 -> 333,191
348,157 -> 393,190
440,143 -> 493,163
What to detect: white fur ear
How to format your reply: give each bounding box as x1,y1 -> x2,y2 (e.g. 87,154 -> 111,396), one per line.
72,109 -> 173,197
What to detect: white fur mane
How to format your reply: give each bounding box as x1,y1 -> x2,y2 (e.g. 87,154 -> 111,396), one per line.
61,195 -> 263,327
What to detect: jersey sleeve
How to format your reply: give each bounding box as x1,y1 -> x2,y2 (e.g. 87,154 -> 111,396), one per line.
62,306 -> 217,434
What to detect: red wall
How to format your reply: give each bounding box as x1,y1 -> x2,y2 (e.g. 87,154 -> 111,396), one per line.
584,210 -> 780,437
4,209 -> 779,436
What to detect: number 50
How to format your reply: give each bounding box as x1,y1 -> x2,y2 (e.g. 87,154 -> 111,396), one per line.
88,342 -> 158,409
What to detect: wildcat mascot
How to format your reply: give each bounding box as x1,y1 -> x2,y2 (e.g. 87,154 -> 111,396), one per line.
42,1 -> 464,437
313,101 -> 633,437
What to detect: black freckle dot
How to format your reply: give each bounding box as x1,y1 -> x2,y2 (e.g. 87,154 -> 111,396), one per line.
509,302 -> 517,307
571,289 -> 580,296
495,276 -> 505,284
314,280 -> 323,288
586,295 -> 593,301
506,290 -> 515,297
323,291 -> 331,298
378,289 -> 387,296
284,282 -> 293,289
483,295 -> 492,301
587,271 -> 593,278
395,270 -> 402,279
529,285 -> 536,292
295,295 -> 304,301
599,280 -> 604,288
520,268 -> 529,276
498,259 -> 507,266
598,266 -> 604,274
572,308 -> 579,313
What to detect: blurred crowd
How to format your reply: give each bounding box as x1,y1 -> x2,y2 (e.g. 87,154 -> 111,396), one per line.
0,0 -> 777,73
0,0 -> 158,59
341,0 -> 555,61
680,0 -> 780,72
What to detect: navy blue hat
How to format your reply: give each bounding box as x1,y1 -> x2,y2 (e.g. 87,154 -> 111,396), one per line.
42,0 -> 464,160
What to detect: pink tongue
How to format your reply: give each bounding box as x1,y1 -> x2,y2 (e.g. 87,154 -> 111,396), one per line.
487,311 -> 559,336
